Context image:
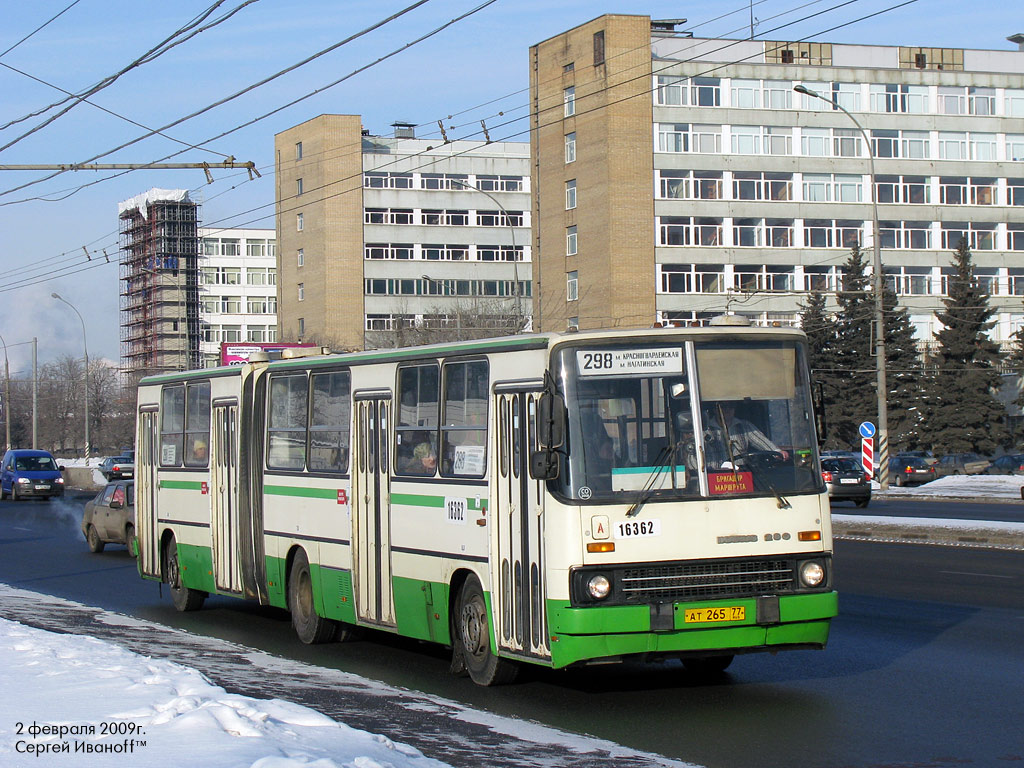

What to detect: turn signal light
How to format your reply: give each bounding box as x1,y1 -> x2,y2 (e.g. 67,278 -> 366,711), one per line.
798,530 -> 822,541
587,542 -> 616,553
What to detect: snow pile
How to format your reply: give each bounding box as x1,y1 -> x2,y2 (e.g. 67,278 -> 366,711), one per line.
0,618 -> 451,768
873,473 -> 1023,499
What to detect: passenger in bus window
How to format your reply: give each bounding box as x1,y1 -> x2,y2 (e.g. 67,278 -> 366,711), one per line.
404,440 -> 437,476
190,437 -> 209,465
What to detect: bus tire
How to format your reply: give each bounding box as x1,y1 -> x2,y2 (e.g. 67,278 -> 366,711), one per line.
683,654 -> 734,676
164,535 -> 206,612
456,575 -> 518,686
86,524 -> 105,553
288,549 -> 338,644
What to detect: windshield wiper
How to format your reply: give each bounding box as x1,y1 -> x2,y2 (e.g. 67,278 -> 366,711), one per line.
625,441 -> 684,518
713,403 -> 790,510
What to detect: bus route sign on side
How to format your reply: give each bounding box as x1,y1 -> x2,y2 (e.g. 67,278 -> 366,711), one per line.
859,421 -> 876,439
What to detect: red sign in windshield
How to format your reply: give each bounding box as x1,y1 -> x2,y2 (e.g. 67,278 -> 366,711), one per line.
709,471 -> 754,494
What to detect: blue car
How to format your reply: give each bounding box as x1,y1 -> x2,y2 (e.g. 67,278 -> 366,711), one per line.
0,449 -> 66,500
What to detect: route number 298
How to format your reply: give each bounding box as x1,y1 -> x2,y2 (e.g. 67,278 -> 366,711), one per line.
581,352 -> 614,371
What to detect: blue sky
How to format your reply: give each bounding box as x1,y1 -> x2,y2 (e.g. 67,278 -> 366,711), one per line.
0,0 -> 1016,371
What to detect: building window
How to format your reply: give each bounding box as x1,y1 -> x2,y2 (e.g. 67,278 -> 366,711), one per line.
296,212 -> 303,231
593,30 -> 605,66
1005,90 -> 1024,117
1008,224 -> 1024,251
1008,179 -> 1024,206
564,86 -> 575,117
831,82 -> 861,112
298,283 -> 304,301
938,87 -> 966,115
567,225 -> 577,256
901,130 -> 930,159
1007,135 -> 1024,162
835,174 -> 863,202
691,77 -> 721,107
657,123 -> 688,153
731,125 -> 760,155
298,318 -> 304,337
295,142 -> 303,160
765,219 -> 794,248
692,124 -> 722,153
567,271 -> 578,301
803,174 -> 832,202
764,126 -> 792,155
763,80 -> 793,109
833,129 -> 861,157
938,132 -> 967,160
565,132 -> 576,163
660,170 -> 690,199
566,179 -> 576,209
296,178 -> 303,196
695,171 -> 724,199
970,178 -> 996,206
871,129 -> 899,158
969,133 -> 997,161
730,79 -> 759,108
968,87 -> 995,116
939,176 -> 967,205
801,127 -> 829,157
656,75 -> 687,105
732,218 -> 762,247
297,248 -> 304,267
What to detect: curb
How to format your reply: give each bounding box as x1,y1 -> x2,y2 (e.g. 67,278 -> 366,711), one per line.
832,516 -> 1024,551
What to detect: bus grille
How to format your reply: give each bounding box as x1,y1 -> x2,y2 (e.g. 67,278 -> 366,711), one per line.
619,559 -> 795,602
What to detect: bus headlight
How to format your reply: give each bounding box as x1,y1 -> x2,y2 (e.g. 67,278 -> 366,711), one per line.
800,560 -> 826,588
587,574 -> 611,600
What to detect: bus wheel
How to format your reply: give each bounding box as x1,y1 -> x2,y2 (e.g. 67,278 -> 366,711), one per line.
456,575 -> 518,686
683,655 -> 734,677
164,535 -> 205,612
288,549 -> 338,644
86,524 -> 105,553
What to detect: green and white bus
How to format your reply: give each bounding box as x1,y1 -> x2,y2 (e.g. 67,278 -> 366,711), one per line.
135,321 -> 837,685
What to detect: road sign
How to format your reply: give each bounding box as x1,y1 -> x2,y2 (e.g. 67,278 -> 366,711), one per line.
859,421 -> 876,439
861,437 -> 874,480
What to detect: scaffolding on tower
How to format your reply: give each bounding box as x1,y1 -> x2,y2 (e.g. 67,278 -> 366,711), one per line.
118,188 -> 201,387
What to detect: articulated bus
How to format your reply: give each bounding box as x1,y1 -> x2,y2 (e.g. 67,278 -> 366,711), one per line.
135,321 -> 837,685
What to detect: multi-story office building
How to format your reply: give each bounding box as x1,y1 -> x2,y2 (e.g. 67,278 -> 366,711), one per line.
198,227 -> 277,368
531,15 -> 1024,345
274,115 -> 532,350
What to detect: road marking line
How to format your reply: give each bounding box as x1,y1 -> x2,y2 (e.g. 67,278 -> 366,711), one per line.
939,570 -> 1014,579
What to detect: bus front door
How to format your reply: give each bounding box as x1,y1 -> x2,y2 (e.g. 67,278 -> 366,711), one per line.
353,394 -> 395,628
211,402 -> 242,594
493,391 -> 550,661
137,408 -> 161,578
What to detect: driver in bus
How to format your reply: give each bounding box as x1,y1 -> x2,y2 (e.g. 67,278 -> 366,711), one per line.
703,401 -> 783,467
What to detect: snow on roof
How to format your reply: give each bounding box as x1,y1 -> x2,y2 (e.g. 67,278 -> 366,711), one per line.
117,188 -> 191,219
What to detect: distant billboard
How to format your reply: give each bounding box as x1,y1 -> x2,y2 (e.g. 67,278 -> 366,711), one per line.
220,342 -> 317,366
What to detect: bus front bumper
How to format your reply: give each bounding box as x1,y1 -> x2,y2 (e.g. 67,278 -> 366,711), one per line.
545,591 -> 838,669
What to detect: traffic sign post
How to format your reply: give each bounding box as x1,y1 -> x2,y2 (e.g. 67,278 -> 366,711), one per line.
859,422 -> 876,481
861,437 -> 874,481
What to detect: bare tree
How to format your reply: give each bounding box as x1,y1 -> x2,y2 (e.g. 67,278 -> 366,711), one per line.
365,300 -> 529,350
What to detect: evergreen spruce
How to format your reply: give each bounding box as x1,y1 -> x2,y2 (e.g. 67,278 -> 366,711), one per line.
828,246 -> 876,447
919,238 -> 1007,454
882,282 -> 925,451
798,291 -> 840,447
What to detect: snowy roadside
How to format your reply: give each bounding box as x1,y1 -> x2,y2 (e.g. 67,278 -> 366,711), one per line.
0,615 -> 452,768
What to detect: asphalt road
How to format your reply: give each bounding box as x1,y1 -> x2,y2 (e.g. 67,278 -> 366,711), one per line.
1,494 -> 1022,768
829,494 -> 1024,522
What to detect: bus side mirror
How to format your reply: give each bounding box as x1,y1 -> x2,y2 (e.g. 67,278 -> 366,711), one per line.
537,392 -> 566,449
530,449 -> 559,480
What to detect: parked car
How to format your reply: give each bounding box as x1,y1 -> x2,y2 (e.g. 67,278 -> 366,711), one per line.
821,457 -> 871,507
0,449 -> 66,500
98,455 -> 134,481
81,480 -> 136,555
888,456 -> 937,486
984,454 -> 1024,475
934,452 -> 990,477
894,450 -> 938,466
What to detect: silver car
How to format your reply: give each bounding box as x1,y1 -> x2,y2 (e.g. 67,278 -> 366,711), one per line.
81,480 -> 136,555
821,457 -> 871,507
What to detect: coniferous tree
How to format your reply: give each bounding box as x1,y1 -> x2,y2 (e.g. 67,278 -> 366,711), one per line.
918,238 -> 1007,454
799,291 -> 840,447
829,246 -> 876,447
882,282 -> 926,451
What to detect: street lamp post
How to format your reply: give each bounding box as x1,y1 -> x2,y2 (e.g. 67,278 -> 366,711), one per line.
52,293 -> 90,460
794,84 -> 889,488
445,178 -> 526,330
0,333 -> 10,451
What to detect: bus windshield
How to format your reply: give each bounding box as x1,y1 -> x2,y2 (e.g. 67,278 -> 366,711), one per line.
553,338 -> 820,503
